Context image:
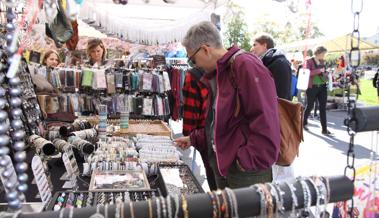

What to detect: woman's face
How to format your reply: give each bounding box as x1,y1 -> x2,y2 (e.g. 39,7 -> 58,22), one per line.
45,53 -> 59,68
89,45 -> 104,63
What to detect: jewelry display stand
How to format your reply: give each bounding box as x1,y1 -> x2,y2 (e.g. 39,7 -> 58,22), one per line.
31,156 -> 52,208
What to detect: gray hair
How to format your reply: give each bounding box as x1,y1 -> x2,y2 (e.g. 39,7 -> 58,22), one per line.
182,21 -> 223,51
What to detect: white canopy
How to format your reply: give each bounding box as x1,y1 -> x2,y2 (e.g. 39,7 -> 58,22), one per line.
79,0 -> 227,44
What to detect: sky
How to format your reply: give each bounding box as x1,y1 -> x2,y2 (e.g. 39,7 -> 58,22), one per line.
221,0 -> 379,39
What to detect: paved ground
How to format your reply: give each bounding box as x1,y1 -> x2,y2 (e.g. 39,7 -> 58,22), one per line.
170,109 -> 378,191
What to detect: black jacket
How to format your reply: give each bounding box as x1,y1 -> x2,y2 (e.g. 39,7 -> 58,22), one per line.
261,48 -> 292,100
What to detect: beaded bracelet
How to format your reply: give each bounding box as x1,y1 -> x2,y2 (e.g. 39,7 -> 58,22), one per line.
307,177 -> 322,217
312,176 -> 328,218
251,185 -> 266,217
224,188 -> 239,218
208,191 -> 218,218
273,183 -> 285,217
298,177 -> 312,217
266,183 -> 280,218
258,184 -> 273,218
215,190 -> 226,218
285,182 -> 299,218
221,190 -> 230,218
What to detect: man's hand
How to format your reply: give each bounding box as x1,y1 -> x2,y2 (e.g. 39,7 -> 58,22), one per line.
174,136 -> 191,150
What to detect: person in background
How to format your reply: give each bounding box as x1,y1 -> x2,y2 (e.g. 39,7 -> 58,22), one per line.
251,34 -> 292,100
86,38 -> 108,67
175,21 -> 280,189
303,46 -> 333,136
42,49 -> 60,69
182,67 -> 217,190
373,69 -> 379,102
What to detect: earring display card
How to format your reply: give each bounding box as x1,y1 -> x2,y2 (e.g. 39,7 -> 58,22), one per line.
0,155 -> 19,194
89,170 -> 150,191
31,156 -> 52,207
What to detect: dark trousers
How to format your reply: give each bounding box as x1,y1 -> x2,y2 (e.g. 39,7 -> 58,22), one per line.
208,152 -> 272,189
199,151 -> 217,190
304,84 -> 328,131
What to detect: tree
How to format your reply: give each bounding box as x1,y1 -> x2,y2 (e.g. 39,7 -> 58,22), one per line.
223,2 -> 252,51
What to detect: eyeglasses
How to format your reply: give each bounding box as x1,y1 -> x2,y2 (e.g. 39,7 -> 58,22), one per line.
187,46 -> 202,67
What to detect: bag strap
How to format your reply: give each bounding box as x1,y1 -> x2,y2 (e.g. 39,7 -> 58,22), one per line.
228,50 -> 246,117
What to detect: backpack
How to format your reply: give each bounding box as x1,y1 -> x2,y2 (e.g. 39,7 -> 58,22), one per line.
228,50 -> 304,166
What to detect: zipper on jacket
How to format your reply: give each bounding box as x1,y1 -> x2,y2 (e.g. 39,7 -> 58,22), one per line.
214,64 -> 224,177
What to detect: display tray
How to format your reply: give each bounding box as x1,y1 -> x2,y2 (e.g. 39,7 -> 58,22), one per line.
89,170 -> 150,191
46,189 -> 160,211
45,191 -> 93,211
113,120 -> 171,137
157,163 -> 204,197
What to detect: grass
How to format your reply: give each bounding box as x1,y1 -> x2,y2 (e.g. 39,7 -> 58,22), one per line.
358,79 -> 379,106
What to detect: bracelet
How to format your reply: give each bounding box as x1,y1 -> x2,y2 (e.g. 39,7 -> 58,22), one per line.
174,194 -> 180,218
224,188 -> 239,218
285,181 -> 299,218
115,202 -> 120,218
251,185 -> 266,217
120,203 -> 124,218
220,190 -> 229,218
266,183 -> 279,218
166,195 -> 173,218
214,191 -> 222,218
129,201 -> 134,218
181,194 -> 189,218
104,204 -> 108,218
208,191 -> 217,218
156,197 -> 161,218
215,190 -> 226,218
147,199 -> 153,218
298,177 -> 312,217
160,196 -> 167,218
69,207 -> 74,218
308,177 -> 321,217
273,182 -> 285,216
258,184 -> 273,218
312,176 -> 328,218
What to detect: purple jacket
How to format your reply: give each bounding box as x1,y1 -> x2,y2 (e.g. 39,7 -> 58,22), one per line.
190,45 -> 280,176
306,57 -> 326,88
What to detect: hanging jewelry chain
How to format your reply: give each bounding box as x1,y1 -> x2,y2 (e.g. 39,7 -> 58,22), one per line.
344,0 -> 362,217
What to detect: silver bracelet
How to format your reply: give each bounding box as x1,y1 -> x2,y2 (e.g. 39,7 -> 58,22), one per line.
12,211 -> 21,218
156,197 -> 161,218
298,177 -> 312,216
160,196 -> 167,218
90,204 -> 104,218
115,203 -> 120,218
105,204 -> 108,218
166,195 -> 173,218
273,182 -> 285,217
174,194 -> 180,218
285,182 -> 299,218
225,187 -> 239,218
307,178 -> 321,217
251,184 -> 266,217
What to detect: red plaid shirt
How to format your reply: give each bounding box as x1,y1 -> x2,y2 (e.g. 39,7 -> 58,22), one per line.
182,71 -> 209,136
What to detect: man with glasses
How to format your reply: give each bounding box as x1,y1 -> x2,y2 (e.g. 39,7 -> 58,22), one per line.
175,21 -> 280,189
